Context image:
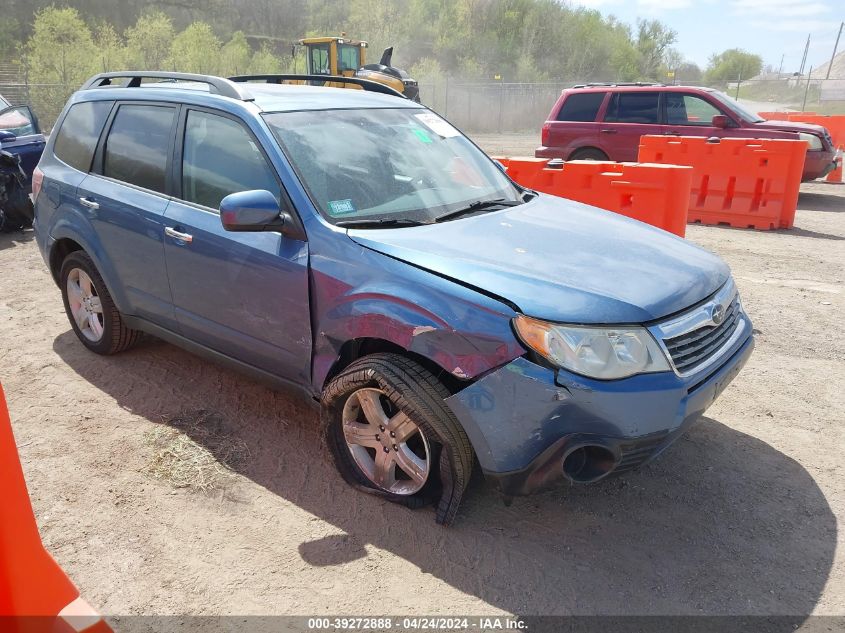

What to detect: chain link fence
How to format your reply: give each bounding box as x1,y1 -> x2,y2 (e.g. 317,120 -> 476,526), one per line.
2,72 -> 844,134
418,78 -> 845,134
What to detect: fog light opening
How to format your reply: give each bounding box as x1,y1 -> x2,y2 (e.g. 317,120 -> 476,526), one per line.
562,445 -> 617,483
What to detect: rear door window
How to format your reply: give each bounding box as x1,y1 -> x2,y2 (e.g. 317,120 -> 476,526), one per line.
103,104 -> 176,194
180,110 -> 279,210
665,93 -> 722,126
604,92 -> 661,124
53,101 -> 112,172
556,92 -> 606,122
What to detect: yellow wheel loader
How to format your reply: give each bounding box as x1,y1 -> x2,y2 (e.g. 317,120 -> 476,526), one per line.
300,36 -> 420,102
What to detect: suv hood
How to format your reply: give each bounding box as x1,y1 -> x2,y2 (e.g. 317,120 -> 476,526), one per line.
348,195 -> 730,324
754,119 -> 830,138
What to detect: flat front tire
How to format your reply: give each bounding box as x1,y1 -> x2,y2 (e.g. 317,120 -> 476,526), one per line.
322,353 -> 474,526
60,251 -> 141,355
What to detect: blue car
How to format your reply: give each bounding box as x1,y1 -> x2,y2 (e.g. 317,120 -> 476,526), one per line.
33,72 -> 754,525
0,95 -> 46,192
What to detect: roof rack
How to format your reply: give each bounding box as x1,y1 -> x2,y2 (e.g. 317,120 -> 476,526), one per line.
229,74 -> 406,99
81,72 -> 254,101
571,82 -> 665,88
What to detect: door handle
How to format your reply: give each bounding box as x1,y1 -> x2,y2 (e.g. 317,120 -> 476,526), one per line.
664,130 -> 682,136
79,197 -> 99,210
164,227 -> 193,243
600,129 -> 617,134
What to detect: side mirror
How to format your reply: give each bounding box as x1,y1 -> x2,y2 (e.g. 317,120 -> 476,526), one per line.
220,190 -> 284,232
0,130 -> 16,144
711,114 -> 730,129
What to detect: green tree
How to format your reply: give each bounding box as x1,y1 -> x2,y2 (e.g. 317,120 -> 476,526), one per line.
704,49 -> 763,82
635,19 -> 677,80
125,12 -> 175,70
0,17 -> 21,57
26,7 -> 97,125
220,31 -> 251,75
93,22 -> 127,73
169,22 -> 222,74
248,44 -> 284,74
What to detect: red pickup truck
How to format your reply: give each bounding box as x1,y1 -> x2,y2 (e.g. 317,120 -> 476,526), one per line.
536,84 -> 837,181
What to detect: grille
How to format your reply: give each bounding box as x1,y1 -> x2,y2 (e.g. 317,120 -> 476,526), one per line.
663,296 -> 741,374
615,431 -> 669,473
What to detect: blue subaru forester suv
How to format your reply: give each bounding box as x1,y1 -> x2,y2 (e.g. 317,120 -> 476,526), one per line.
33,72 -> 754,525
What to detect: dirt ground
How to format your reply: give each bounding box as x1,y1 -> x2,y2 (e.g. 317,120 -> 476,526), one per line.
1,145 -> 844,621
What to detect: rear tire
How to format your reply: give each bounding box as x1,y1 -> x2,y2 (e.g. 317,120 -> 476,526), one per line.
60,251 -> 141,355
322,353 -> 474,526
569,147 -> 609,161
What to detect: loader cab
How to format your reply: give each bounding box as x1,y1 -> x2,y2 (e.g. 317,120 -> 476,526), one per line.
301,36 -> 368,77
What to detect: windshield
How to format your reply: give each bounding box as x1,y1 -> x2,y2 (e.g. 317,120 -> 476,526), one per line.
265,108 -> 522,226
708,90 -> 765,123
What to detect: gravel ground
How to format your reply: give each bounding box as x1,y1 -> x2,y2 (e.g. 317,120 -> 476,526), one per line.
1,153 -> 843,621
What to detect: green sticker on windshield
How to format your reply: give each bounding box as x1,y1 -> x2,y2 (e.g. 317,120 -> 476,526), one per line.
413,128 -> 433,144
328,199 -> 357,216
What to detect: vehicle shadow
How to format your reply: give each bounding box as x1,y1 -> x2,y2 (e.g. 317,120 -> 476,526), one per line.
52,331 -> 836,618
0,228 -> 34,251
798,190 -> 844,213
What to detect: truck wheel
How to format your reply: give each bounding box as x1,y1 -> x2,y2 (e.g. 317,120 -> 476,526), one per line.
322,353 -> 474,526
569,147 -> 609,161
60,251 -> 141,355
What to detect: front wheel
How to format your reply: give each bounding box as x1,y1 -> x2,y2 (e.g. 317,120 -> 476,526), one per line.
322,353 -> 474,526
569,147 -> 609,161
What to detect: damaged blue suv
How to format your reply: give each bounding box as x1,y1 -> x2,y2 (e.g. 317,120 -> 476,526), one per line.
34,72 -> 754,525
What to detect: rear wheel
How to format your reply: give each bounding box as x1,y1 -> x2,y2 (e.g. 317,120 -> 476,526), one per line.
569,147 -> 609,161
322,353 -> 474,525
60,251 -> 141,355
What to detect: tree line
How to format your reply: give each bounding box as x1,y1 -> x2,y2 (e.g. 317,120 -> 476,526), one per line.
4,1 -> 763,125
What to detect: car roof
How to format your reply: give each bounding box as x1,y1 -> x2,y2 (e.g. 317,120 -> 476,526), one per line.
245,83 -> 420,112
567,84 -> 716,93
76,80 -> 420,114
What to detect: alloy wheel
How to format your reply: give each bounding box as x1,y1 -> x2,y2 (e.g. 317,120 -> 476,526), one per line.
342,387 -> 431,495
66,268 -> 104,342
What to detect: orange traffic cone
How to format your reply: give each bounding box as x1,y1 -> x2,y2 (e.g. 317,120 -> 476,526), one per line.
827,146 -> 843,184
0,383 -> 112,633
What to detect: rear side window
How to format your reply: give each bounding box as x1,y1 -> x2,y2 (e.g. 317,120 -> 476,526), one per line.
181,110 -> 279,210
556,92 -> 606,122
103,104 -> 176,194
604,92 -> 660,124
53,101 -> 112,172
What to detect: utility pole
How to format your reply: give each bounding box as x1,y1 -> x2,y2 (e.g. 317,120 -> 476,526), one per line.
826,22 -> 844,80
777,54 -> 784,78
799,34 -> 811,76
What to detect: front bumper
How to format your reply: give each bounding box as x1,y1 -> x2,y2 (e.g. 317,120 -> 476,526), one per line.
445,319 -> 754,496
803,149 -> 837,181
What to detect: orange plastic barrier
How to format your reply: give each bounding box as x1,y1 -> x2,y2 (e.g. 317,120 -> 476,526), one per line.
496,157 -> 692,237
638,136 -> 806,230
827,146 -> 843,184
0,384 -> 112,633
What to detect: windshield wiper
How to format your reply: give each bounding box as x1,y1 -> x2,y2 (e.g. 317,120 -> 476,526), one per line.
335,217 -> 427,229
434,198 -> 522,223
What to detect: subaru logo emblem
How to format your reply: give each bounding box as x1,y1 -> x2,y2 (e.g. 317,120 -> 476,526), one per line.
711,304 -> 725,325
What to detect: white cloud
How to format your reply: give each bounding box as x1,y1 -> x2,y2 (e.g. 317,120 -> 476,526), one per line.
570,0 -> 623,8
750,18 -> 836,32
638,0 -> 694,10
733,0 -> 831,18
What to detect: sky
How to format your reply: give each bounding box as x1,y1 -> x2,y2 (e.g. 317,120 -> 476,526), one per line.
571,0 -> 845,73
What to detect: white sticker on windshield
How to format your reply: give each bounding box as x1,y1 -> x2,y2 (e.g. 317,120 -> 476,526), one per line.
414,112 -> 460,138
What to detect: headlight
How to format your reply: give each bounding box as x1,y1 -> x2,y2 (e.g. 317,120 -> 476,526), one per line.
513,315 -> 670,380
798,133 -> 823,150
